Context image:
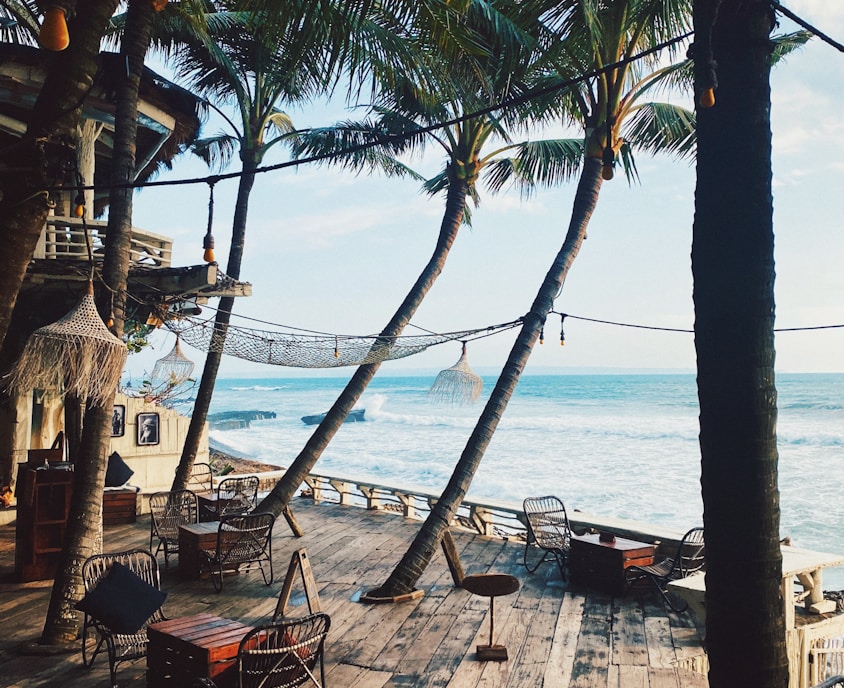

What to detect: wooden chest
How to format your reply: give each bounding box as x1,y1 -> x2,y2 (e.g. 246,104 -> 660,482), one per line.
569,533 -> 656,596
102,488 -> 137,526
147,613 -> 252,688
178,521 -> 220,580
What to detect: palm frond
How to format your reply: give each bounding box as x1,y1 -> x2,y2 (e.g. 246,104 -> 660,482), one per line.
622,101 -> 696,160
484,138 -> 583,197
770,30 -> 812,66
191,133 -> 240,171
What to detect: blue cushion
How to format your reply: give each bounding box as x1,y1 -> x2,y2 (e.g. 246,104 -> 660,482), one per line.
75,562 -> 166,634
105,452 -> 134,487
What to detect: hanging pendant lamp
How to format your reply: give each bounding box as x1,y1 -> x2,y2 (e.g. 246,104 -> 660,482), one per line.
3,281 -> 128,407
428,341 -> 483,405
150,336 -> 194,388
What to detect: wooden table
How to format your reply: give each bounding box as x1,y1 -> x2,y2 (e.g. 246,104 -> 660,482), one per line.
178,521 -> 219,580
569,533 -> 657,596
147,613 -> 252,688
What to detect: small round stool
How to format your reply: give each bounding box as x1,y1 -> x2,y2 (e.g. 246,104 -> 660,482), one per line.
461,573 -> 520,661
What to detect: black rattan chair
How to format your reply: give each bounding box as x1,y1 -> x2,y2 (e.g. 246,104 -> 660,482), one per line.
201,512 -> 275,592
79,549 -> 166,687
522,495 -> 572,580
201,474 -> 259,521
625,526 -> 705,611
149,489 -> 199,569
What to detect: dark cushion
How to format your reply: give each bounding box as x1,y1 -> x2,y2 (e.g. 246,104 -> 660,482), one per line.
105,451 -> 134,487
75,562 -> 166,634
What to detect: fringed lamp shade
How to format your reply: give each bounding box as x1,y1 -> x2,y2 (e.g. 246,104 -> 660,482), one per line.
151,337 -> 194,387
3,283 -> 127,407
428,342 -> 483,405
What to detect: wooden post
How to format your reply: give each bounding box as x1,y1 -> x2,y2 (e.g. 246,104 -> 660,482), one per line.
441,528 -> 465,586
281,505 -> 303,537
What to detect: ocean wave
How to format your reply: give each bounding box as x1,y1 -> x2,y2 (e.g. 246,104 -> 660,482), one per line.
228,385 -> 290,392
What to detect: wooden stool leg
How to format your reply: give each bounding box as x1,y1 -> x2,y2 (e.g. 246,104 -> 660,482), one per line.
477,596 -> 508,661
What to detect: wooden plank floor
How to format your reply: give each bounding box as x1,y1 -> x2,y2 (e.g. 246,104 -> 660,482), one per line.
0,497 -> 708,687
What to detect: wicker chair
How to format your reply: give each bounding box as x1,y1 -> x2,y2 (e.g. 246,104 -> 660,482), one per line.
522,495 -> 572,580
201,512 -> 275,592
187,462 -> 214,495
79,549 -> 166,687
625,527 -> 705,611
194,613 -> 331,688
149,489 -> 199,569
201,475 -> 259,521
239,613 -> 331,688
812,679 -> 844,688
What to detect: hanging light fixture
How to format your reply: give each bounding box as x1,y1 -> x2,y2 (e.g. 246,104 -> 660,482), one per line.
3,282 -> 127,406
428,342 -> 483,405
150,336 -> 194,389
37,1 -> 75,51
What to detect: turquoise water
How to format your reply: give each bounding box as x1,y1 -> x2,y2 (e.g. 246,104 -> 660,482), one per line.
191,372 -> 844,587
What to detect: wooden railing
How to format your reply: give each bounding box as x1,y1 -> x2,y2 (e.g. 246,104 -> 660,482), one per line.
36,215 -> 173,267
218,467 -> 688,555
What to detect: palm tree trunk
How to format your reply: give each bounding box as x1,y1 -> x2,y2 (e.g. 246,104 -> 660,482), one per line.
40,0 -> 152,644
0,0 -> 118,352
692,1 -> 787,685
172,161 -> 257,491
371,156 -> 602,598
257,176 -> 470,517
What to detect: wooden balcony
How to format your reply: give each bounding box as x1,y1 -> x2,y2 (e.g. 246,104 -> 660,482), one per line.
35,215 -> 173,268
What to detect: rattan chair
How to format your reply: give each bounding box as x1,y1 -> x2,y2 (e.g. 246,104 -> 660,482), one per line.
239,613 -> 331,688
625,526 -> 705,611
812,678 -> 844,688
187,462 -> 214,495
201,474 -> 259,521
201,512 -> 275,592
149,489 -> 199,569
79,549 -> 166,687
194,613 -> 331,688
522,495 -> 572,580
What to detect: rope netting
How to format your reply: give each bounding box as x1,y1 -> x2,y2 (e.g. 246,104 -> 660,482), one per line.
167,316 -> 522,368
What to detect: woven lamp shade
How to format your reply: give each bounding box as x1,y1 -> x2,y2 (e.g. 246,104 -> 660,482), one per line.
151,337 -> 194,388
3,284 -> 127,407
428,342 -> 483,405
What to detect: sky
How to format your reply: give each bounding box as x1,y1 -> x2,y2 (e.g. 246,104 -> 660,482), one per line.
126,1 -> 844,383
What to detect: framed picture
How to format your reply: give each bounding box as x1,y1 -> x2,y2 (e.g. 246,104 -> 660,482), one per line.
137,412 -> 160,446
111,405 -> 125,437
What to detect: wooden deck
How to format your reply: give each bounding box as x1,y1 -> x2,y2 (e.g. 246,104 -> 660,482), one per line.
0,497 -> 708,687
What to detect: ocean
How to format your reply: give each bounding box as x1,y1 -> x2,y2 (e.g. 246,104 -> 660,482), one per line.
193,371 -> 844,588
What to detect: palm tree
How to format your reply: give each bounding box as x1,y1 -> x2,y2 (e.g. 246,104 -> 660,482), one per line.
167,0 -> 444,492
366,0 -> 698,599
255,0 -> 581,519
39,0 -> 171,645
692,0 -> 787,684
0,0 -> 119,353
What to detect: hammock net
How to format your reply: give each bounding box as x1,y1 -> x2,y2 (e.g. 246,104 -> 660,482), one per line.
167,316 -> 521,368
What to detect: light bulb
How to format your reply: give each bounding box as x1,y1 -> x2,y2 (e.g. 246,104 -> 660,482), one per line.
39,6 -> 69,51
152,0 -> 168,10
699,88 -> 716,109
203,247 -> 215,262
602,165 -> 614,181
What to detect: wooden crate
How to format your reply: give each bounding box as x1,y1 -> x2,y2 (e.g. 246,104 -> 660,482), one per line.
569,533 -> 656,596
147,613 -> 252,688
102,488 -> 137,526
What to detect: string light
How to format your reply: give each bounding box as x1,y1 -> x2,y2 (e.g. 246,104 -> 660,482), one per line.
203,181 -> 216,263
38,3 -> 71,51
560,314 -> 566,346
